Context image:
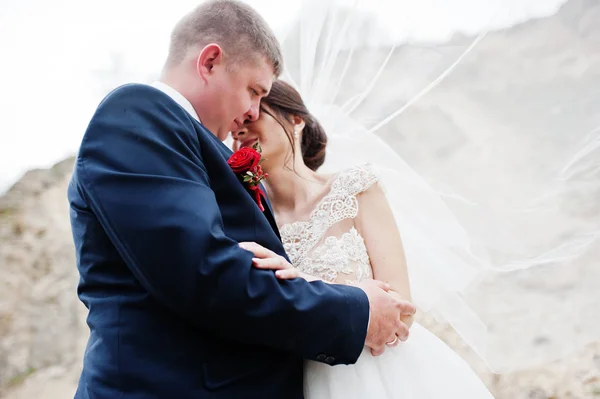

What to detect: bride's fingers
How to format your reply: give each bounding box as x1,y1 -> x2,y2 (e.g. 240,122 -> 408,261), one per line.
239,242 -> 277,259
252,257 -> 292,270
275,269 -> 300,279
238,242 -> 262,255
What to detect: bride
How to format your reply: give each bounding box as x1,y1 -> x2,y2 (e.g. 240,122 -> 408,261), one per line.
233,80 -> 495,398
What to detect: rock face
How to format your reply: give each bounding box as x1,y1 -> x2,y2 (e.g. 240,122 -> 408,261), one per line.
0,157 -> 88,398
0,160 -> 599,399
1,0 -> 599,397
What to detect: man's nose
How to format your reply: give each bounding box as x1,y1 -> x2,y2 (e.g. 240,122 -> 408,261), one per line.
245,103 -> 260,123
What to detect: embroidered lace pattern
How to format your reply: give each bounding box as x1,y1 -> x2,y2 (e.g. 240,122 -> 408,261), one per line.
280,164 -> 378,284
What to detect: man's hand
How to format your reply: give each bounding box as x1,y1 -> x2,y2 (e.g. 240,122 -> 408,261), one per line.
388,290 -> 415,330
240,242 -> 416,355
357,279 -> 416,356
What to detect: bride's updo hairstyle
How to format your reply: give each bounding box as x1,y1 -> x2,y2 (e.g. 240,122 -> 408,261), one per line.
260,80 -> 328,171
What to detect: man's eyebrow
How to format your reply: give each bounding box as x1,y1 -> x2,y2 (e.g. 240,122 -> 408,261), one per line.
256,83 -> 269,96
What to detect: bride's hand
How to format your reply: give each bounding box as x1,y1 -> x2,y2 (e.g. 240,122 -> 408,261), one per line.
239,242 -> 312,280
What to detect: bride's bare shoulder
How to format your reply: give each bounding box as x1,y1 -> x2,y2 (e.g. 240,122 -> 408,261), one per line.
320,163 -> 379,196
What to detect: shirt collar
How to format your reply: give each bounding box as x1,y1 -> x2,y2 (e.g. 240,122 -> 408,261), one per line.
150,81 -> 201,123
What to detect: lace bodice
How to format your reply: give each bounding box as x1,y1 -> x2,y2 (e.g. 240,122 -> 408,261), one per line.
280,164 -> 378,284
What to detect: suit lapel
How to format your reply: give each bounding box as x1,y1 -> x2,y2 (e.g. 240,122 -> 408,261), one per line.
258,186 -> 282,241
204,128 -> 282,242
151,88 -> 283,242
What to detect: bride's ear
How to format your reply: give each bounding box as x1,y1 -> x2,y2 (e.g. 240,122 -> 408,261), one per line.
293,115 -> 306,132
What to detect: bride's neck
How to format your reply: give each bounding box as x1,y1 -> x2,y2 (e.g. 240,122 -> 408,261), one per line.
263,162 -> 325,216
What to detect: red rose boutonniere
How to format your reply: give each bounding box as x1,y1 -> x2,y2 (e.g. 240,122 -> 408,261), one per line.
227,142 -> 269,212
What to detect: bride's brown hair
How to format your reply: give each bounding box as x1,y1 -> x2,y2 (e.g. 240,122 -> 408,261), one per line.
260,80 -> 327,171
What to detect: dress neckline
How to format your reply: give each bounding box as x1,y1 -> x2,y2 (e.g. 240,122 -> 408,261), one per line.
278,171 -> 342,233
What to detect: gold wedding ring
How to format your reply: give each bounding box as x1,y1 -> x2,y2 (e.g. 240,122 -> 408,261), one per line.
386,335 -> 398,346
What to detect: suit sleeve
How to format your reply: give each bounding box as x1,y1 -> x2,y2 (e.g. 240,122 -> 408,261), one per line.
77,85 -> 369,365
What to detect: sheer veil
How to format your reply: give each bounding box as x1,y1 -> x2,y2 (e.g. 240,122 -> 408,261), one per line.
260,0 -> 600,373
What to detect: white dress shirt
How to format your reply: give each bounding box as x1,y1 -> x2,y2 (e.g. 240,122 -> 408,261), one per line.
150,81 -> 201,123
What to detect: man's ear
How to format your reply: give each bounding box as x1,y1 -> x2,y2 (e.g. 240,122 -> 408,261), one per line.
196,43 -> 224,84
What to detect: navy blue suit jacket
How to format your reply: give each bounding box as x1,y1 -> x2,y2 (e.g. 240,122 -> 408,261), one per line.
68,84 -> 369,398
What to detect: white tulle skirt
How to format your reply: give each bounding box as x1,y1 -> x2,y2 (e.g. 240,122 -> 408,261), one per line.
304,323 -> 494,398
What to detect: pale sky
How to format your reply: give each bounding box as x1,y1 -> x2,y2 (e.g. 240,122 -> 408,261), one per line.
0,0 -> 567,193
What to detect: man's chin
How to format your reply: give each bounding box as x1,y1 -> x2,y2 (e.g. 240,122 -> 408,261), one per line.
230,122 -> 240,133
210,126 -> 230,141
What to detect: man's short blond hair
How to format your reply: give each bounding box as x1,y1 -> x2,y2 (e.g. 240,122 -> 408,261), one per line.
166,0 -> 283,76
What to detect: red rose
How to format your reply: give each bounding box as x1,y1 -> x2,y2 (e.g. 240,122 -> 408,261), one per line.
227,147 -> 261,174
227,145 -> 268,212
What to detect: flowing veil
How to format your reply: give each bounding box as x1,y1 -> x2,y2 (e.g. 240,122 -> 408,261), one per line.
259,0 -> 600,373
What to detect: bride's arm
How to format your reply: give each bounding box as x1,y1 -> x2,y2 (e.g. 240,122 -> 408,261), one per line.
355,181 -> 414,327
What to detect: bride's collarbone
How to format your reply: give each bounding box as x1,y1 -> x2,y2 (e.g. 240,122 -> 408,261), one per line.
274,177 -> 335,228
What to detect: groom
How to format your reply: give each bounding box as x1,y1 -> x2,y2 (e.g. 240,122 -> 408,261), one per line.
68,1 -> 415,398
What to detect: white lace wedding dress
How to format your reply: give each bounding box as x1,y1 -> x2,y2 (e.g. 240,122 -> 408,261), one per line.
280,164 -> 495,399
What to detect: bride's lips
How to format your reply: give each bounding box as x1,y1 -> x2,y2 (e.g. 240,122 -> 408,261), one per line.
240,138 -> 258,148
